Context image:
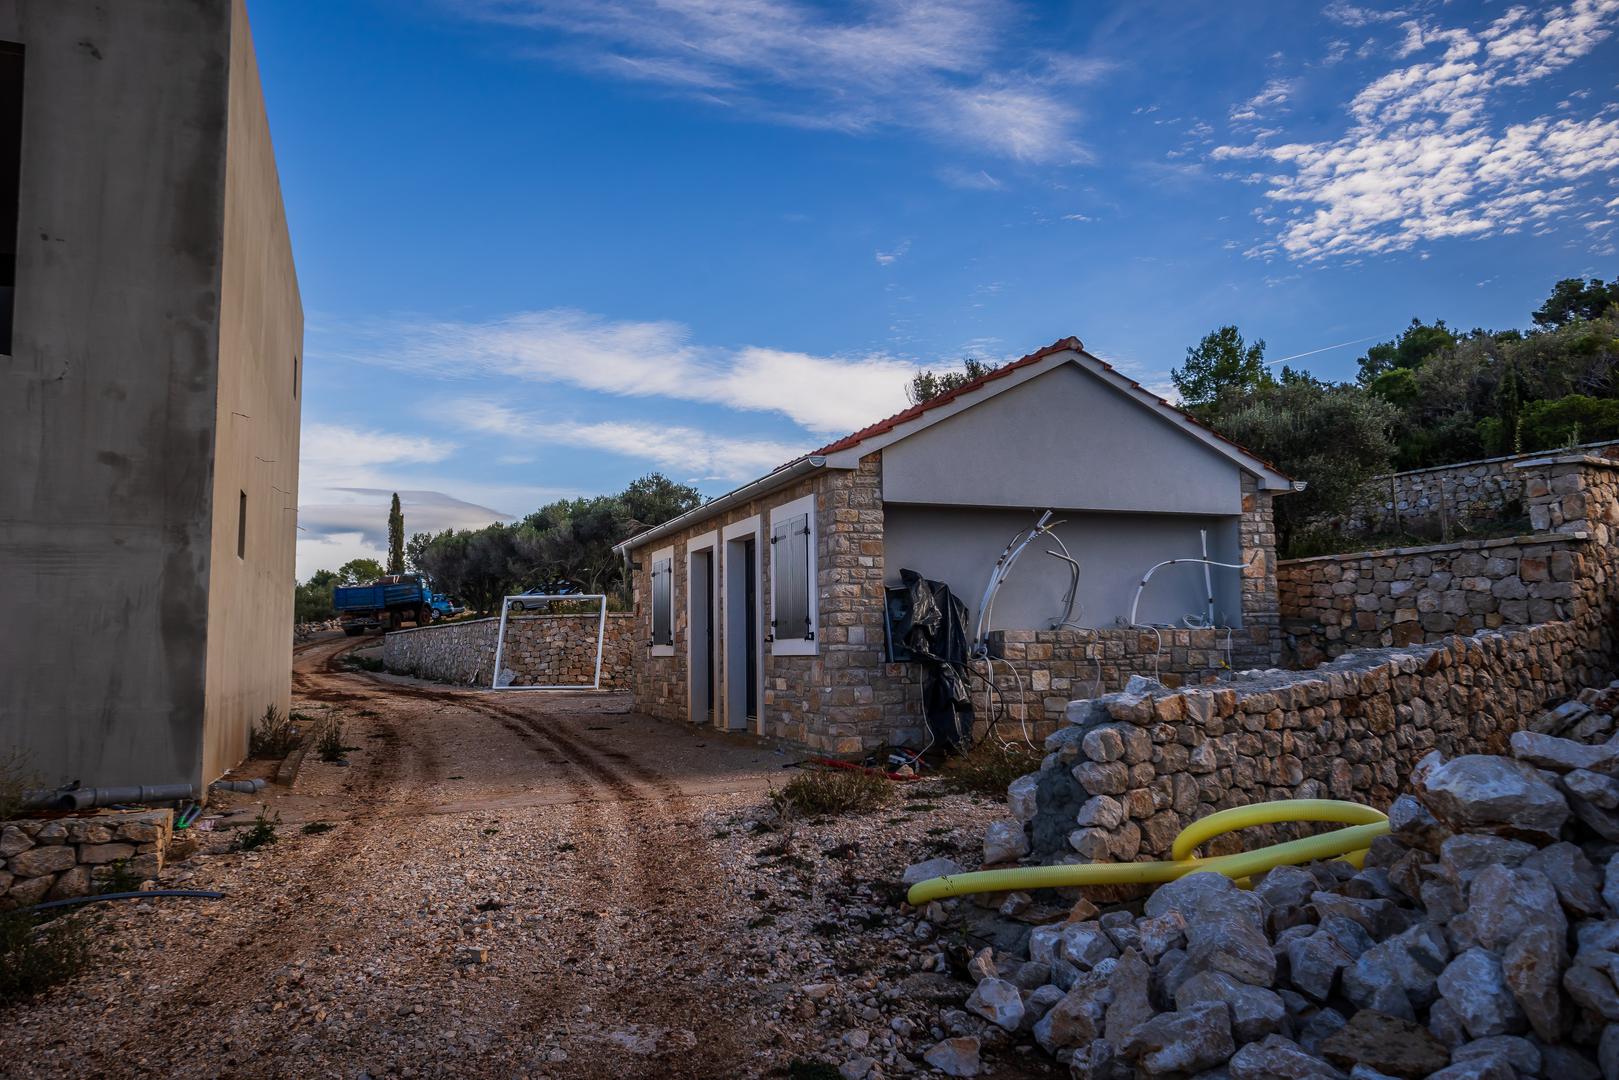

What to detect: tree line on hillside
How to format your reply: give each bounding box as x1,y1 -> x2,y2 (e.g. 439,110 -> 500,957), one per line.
293,474 -> 703,621
1169,274 -> 1617,553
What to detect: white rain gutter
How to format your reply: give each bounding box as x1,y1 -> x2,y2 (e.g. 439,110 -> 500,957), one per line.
612,456 -> 829,556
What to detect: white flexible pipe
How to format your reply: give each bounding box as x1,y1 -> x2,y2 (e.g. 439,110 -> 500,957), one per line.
1128,556 -> 1249,628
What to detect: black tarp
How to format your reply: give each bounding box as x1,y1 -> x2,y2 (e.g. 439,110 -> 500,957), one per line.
896,568 -> 975,752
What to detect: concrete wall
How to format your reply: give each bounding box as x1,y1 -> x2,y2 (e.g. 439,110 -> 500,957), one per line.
201,0 -> 301,783
883,505 -> 1244,633
0,1 -> 299,789
880,364 -> 1245,515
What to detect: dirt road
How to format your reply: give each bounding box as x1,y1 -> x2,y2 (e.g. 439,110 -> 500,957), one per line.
3,635 -> 798,1079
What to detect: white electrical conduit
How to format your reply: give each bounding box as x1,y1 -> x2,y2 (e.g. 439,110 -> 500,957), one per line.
1128,555 -> 1250,629
973,510 -> 1056,653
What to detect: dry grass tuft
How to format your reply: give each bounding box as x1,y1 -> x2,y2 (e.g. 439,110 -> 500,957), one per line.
941,739 -> 1044,799
770,768 -> 895,819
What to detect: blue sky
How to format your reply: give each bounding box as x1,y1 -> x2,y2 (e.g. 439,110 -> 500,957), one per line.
253,0 -> 1619,579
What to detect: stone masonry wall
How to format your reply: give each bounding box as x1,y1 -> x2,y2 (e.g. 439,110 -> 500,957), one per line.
1013,452 -> 1619,868
383,614 -> 634,689
1,808 -> 173,909
1018,621 -> 1596,868
1345,438 -> 1619,534
986,627 -> 1248,733
1278,532 -> 1591,664
1280,453 -> 1619,667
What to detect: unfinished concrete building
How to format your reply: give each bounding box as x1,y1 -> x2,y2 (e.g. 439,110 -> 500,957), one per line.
0,0 -> 302,790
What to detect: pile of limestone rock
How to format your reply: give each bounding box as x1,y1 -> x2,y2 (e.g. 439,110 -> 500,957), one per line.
904,687 -> 1619,1078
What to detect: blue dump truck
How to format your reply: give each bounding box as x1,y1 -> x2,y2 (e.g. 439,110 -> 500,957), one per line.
332,575 -> 435,636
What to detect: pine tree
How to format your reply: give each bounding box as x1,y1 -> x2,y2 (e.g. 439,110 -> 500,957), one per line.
387,493 -> 404,575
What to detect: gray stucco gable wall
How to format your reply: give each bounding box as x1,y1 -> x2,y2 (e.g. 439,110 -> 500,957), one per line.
879,361 -> 1246,515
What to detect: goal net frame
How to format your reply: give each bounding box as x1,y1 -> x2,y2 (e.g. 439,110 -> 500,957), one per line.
490,593 -> 609,691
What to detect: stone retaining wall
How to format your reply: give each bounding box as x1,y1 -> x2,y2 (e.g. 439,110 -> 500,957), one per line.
1345,438 -> 1619,534
1277,532 -> 1590,664
985,627 -> 1252,731
1016,621 -> 1599,867
382,614 -> 635,689
1,808 -> 173,909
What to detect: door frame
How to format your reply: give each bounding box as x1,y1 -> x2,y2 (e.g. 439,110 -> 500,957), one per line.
686,530 -> 717,726
721,515 -> 764,734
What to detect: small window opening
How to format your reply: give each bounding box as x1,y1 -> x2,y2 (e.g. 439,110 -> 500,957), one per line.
237,490 -> 247,559
292,354 -> 299,398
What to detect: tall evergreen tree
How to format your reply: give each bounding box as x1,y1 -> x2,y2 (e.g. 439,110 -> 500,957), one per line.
387,493 -> 404,575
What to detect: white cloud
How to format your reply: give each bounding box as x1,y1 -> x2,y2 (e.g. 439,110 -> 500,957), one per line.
447,0 -> 1101,162
346,309 -> 919,435
1323,2 -> 1409,28
448,400 -> 808,482
1230,78 -> 1299,123
1216,0 -> 1619,260
875,239 -> 911,266
295,422 -> 518,579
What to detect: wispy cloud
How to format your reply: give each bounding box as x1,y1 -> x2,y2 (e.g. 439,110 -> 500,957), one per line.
295,423 -> 519,578
1215,0 -> 1619,261
1230,78 -> 1298,123
1323,2 -> 1409,28
448,400 -> 808,481
937,165 -> 1003,190
875,239 -> 911,266
448,0 -> 1103,162
341,309 -> 919,434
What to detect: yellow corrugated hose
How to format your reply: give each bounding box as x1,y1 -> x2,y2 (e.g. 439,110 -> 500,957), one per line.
904,799 -> 1389,906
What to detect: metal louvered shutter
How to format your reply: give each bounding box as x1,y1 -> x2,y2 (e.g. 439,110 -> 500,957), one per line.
773,513 -> 811,640
651,558 -> 673,646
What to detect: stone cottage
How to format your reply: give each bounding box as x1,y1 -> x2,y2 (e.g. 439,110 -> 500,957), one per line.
613,338 -> 1296,754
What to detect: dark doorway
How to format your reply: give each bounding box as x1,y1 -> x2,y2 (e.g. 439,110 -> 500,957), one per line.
742,538 -> 758,720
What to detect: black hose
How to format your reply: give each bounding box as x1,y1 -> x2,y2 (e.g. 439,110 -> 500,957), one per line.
23,889 -> 225,914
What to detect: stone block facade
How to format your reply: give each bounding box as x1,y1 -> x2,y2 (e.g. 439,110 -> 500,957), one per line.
1021,621 -> 1598,867
627,451 -> 1285,754
627,455 -> 926,754
1345,438 -> 1619,534
1,808 -> 174,909
382,614 -> 634,689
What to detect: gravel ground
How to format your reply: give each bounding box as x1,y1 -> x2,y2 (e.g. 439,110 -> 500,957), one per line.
0,634 -> 1055,1079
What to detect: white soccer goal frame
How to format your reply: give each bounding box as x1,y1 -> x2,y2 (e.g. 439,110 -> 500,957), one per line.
490,593 -> 609,691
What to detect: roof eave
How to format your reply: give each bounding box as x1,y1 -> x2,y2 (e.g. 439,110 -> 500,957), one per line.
612,456 -> 831,555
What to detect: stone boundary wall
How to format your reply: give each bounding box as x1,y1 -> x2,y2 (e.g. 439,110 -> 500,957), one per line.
1018,621 -> 1601,868
1,808 -> 173,909
986,627 -> 1249,731
382,614 -> 635,689
1278,532 -> 1590,664
1345,438 -> 1619,533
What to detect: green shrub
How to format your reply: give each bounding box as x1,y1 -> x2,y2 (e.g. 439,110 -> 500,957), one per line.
233,808 -> 279,852
769,769 -> 894,819
315,717 -> 354,763
942,740 -> 1044,798
0,910 -> 91,1005
248,705 -> 299,758
1520,395 -> 1619,451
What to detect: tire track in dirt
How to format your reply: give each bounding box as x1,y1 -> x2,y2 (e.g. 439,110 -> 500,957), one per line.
414,690 -> 759,1077
93,641 -> 437,1073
